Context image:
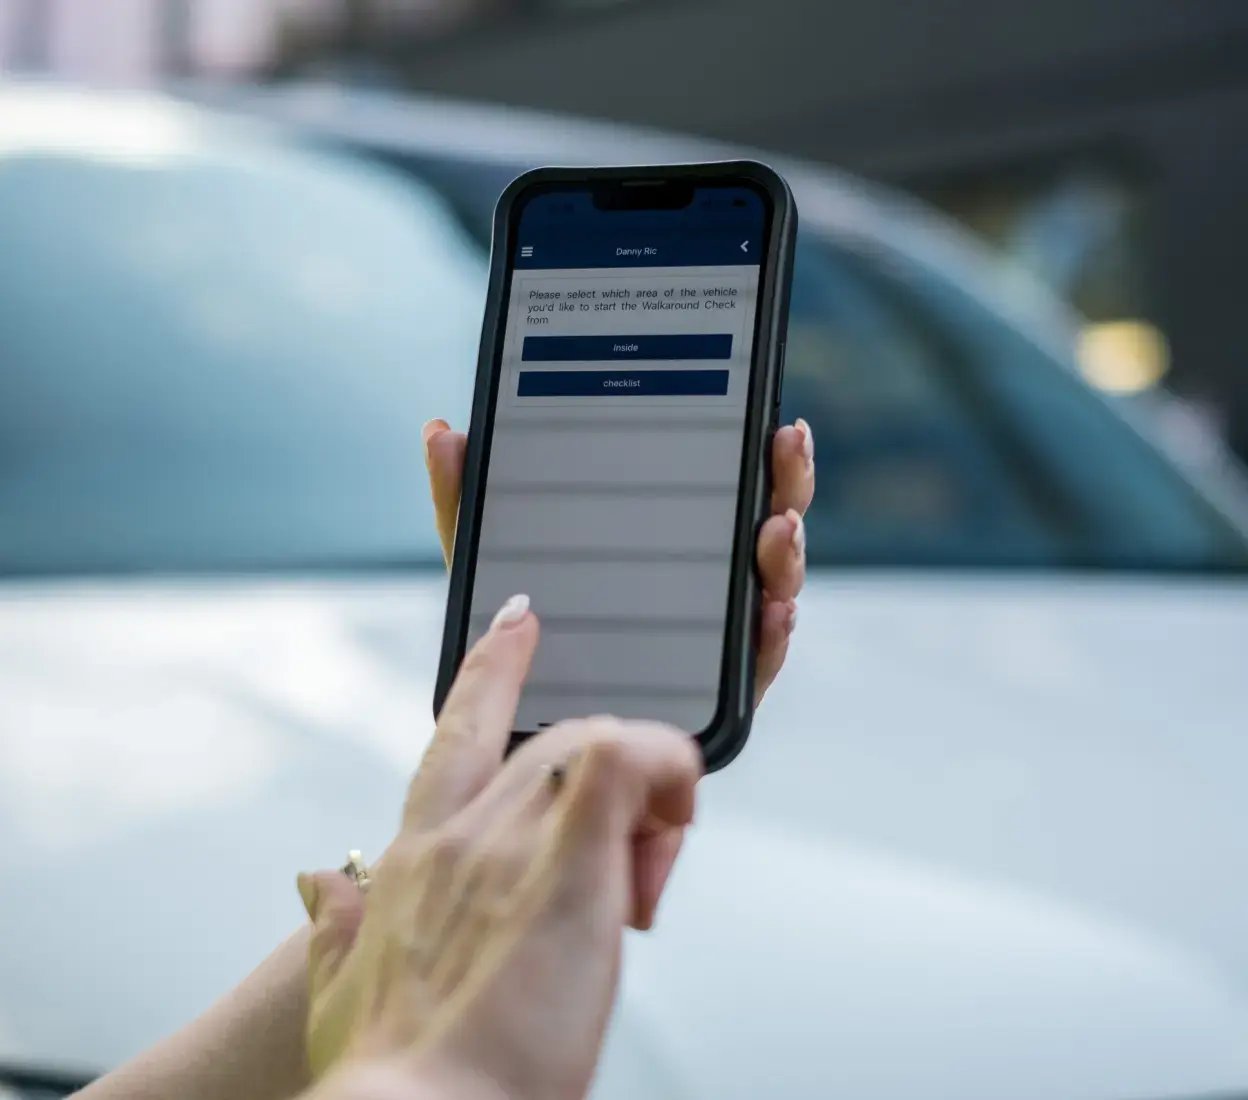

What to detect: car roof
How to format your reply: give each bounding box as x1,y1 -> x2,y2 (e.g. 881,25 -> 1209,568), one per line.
187,80 -> 1082,361
0,77 -> 1076,362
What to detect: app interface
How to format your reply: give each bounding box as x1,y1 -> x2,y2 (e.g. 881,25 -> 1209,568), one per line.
468,184 -> 768,733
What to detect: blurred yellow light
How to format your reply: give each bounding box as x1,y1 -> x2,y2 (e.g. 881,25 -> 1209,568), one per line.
1077,319 -> 1170,394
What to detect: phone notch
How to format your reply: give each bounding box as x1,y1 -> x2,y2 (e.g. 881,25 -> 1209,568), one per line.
592,180 -> 694,211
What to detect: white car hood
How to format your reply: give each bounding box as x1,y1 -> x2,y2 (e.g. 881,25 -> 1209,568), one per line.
1,572 -> 1247,1099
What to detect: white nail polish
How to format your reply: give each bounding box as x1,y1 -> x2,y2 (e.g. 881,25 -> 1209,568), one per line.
786,603 -> 799,634
796,417 -> 814,461
788,509 -> 805,555
491,593 -> 530,630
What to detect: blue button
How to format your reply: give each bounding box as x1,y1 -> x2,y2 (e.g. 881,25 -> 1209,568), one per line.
517,370 -> 730,397
521,334 -> 732,362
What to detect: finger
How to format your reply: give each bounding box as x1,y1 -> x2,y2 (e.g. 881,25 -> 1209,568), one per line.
422,420 -> 466,568
754,597 -> 796,702
459,725 -> 693,933
770,420 -> 815,516
550,736 -> 698,920
405,595 -> 539,831
631,826 -> 685,931
480,718 -> 701,834
755,509 -> 806,603
298,870 -> 366,992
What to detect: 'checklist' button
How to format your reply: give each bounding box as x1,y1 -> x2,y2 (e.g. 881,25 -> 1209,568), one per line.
517,370 -> 729,397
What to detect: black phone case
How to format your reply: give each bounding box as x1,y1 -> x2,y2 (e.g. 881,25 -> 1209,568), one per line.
433,160 -> 797,772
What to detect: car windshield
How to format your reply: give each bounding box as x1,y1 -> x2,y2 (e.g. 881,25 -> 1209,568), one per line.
0,118 -> 482,576
1,115 -> 1245,576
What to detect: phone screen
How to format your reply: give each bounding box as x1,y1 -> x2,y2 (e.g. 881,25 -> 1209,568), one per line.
465,180 -> 771,734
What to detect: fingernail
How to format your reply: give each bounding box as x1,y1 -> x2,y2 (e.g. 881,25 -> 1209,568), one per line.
296,872 -> 319,922
795,418 -> 814,462
421,419 -> 449,446
421,419 -> 449,469
786,508 -> 805,556
490,593 -> 530,630
785,601 -> 798,635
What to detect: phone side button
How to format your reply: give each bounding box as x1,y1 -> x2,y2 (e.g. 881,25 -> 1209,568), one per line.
771,340 -> 786,428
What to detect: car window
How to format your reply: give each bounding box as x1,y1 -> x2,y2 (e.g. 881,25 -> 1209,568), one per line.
0,122 -> 484,575
779,234 -> 1248,570
908,257 -> 1248,569
783,239 -> 1060,564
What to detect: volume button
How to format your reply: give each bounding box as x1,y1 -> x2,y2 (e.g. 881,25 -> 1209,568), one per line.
772,340 -> 787,425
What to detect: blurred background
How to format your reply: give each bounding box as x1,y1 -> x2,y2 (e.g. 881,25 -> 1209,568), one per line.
2,0 -> 1246,459
2,3 -> 1248,1100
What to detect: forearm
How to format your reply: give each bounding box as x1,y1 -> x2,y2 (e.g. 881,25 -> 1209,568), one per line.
77,926 -> 311,1100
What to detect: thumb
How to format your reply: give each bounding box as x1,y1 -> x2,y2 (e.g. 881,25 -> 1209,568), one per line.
298,870 -> 366,994
422,419 -> 466,569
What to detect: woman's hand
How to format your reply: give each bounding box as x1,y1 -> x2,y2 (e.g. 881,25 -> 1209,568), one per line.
297,597 -> 700,1096
422,415 -> 815,702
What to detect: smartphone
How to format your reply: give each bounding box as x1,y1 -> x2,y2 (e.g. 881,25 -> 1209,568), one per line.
435,161 -> 796,771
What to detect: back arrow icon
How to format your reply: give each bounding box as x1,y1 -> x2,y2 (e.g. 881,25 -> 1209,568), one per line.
740,240 -> 749,253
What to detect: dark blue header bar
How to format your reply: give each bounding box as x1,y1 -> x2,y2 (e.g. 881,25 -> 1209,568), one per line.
516,233 -> 759,269
515,185 -> 765,270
